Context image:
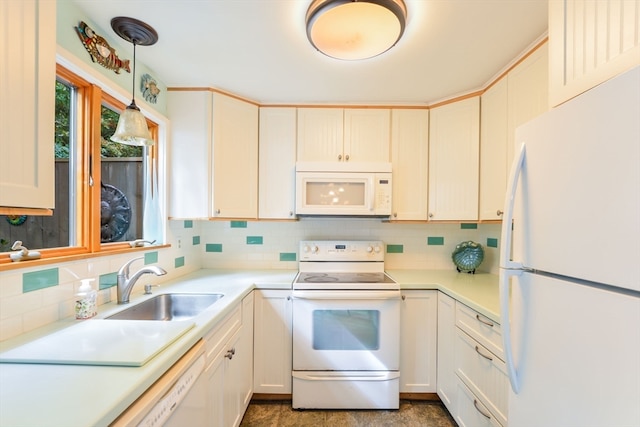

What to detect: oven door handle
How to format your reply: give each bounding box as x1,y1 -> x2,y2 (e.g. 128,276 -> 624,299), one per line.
292,290 -> 401,300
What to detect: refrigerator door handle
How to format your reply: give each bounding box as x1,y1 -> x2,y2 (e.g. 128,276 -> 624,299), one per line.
500,268 -> 522,394
500,142 -> 526,270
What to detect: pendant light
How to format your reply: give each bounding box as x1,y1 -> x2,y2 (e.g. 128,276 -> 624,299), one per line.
306,0 -> 407,61
110,17 -> 158,146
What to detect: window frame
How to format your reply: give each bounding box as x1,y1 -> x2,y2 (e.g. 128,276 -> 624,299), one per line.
0,63 -> 166,269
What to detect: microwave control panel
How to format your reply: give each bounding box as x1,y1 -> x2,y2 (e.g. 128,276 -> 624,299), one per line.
375,173 -> 392,214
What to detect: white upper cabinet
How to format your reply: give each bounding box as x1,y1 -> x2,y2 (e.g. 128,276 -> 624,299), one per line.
258,107 -> 297,219
343,109 -> 391,162
297,108 -> 390,162
0,0 -> 56,212
550,0 -> 640,106
168,90 -> 258,219
428,97 -> 480,221
479,79 -> 509,221
390,109 -> 429,220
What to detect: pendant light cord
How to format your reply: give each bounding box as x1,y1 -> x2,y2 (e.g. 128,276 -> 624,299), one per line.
130,40 -> 138,109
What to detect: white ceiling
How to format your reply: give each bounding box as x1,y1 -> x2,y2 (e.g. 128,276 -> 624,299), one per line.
70,0 -> 549,105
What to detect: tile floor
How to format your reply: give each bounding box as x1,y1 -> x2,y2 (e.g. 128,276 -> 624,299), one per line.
240,400 -> 457,427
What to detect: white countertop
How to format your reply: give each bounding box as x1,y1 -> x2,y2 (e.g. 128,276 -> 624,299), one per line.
0,268 -> 498,427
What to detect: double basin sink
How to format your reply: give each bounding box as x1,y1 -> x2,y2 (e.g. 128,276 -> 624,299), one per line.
107,293 -> 224,321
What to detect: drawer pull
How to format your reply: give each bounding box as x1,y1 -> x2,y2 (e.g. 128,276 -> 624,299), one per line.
476,314 -> 494,327
473,399 -> 492,419
475,345 -> 493,361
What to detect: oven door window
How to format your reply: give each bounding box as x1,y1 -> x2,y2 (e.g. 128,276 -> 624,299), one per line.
312,310 -> 379,350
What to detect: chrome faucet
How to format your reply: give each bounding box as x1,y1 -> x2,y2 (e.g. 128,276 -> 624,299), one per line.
117,257 -> 167,304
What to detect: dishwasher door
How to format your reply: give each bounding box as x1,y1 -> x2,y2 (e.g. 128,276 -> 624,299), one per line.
110,340 -> 207,427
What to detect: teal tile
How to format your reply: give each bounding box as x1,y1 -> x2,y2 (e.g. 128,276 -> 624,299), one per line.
192,236 -> 200,245
175,256 -> 185,268
386,244 -> 404,254
230,221 -> 247,228
428,237 -> 445,245
279,252 -> 296,262
206,243 -> 223,252
184,220 -> 193,228
23,268 -> 59,293
460,223 -> 478,229
144,251 -> 158,264
487,238 -> 499,248
99,272 -> 118,290
246,236 -> 263,245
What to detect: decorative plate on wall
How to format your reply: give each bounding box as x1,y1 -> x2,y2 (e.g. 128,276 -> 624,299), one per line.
100,183 -> 131,242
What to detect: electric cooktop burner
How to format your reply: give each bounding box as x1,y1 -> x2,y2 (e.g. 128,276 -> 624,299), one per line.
296,272 -> 393,284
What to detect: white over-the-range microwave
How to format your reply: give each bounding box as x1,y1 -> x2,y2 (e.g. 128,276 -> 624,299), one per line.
295,162 -> 392,217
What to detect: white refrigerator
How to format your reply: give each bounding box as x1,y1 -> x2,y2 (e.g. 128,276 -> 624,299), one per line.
499,66 -> 640,427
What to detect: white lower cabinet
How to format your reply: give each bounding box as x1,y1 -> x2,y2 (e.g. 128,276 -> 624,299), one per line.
204,293 -> 254,427
253,290 -> 293,394
437,292 -> 457,411
400,290 -> 437,393
453,301 -> 508,427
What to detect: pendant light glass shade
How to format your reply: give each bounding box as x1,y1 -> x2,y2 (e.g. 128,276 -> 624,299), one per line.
306,0 -> 407,60
110,101 -> 154,146
109,17 -> 158,146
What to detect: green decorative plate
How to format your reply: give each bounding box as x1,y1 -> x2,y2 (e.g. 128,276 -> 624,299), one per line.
452,241 -> 484,274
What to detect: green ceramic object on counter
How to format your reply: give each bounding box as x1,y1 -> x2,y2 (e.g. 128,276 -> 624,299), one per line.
452,241 -> 484,274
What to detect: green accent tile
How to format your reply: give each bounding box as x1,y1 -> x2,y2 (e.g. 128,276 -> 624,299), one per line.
460,223 -> 478,229
175,256 -> 185,268
144,251 -> 158,264
23,268 -> 59,293
192,236 -> 200,245
206,243 -> 223,252
428,236 -> 445,245
230,221 -> 247,228
183,220 -> 193,228
99,272 -> 118,290
279,252 -> 296,262
386,244 -> 404,254
487,238 -> 499,248
246,236 -> 263,245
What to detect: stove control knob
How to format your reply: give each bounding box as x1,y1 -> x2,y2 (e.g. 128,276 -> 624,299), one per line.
366,245 -> 373,253
374,245 -> 381,253
305,245 -> 318,254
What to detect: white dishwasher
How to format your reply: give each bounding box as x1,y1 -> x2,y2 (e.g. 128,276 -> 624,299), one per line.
110,340 -> 207,427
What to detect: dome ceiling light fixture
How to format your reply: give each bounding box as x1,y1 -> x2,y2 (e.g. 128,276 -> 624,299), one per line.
305,0 -> 407,61
110,16 -> 158,146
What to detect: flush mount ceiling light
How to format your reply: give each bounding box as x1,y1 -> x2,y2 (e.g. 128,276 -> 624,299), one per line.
110,17 -> 158,146
305,0 -> 407,61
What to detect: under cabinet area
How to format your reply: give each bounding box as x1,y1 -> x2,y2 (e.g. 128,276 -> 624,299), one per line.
167,90 -> 259,219
400,290 -> 437,393
253,290 -> 293,395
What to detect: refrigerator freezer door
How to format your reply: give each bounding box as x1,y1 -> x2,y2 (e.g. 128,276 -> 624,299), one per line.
509,66 -> 640,292
507,272 -> 640,426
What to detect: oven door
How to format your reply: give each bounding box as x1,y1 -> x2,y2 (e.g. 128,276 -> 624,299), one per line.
292,289 -> 400,371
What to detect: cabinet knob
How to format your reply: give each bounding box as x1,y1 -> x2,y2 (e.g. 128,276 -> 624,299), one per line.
496,209 -> 503,216
345,154 -> 350,161
289,211 -> 294,217
338,154 -> 342,161
216,208 -> 221,215
401,295 -> 406,301
393,212 -> 397,218
428,213 -> 434,218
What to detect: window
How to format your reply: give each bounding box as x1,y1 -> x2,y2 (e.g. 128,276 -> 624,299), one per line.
0,64 -> 160,262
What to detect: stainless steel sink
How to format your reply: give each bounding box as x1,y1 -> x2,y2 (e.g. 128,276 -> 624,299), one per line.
107,293 -> 224,321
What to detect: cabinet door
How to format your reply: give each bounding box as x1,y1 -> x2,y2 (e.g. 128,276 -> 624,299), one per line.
258,108 -> 297,219
400,290 -> 437,393
390,109 -> 429,220
550,0 -> 640,106
428,97 -> 480,221
343,109 -> 390,162
253,290 -> 293,394
479,79 -> 508,221
437,292 -> 457,415
206,344 -> 226,427
223,329 -> 243,427
0,0 -> 56,210
507,43 -> 548,166
239,293 -> 254,411
167,90 -> 212,219
212,93 -> 259,218
296,108 -> 344,162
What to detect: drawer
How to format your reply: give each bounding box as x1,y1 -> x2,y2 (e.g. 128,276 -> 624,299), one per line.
455,302 -> 503,360
203,305 -> 242,361
455,328 -> 508,426
455,377 -> 504,427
